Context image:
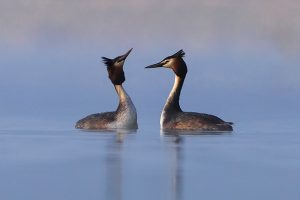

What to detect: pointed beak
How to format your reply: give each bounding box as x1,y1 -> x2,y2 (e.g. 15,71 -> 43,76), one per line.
145,62 -> 163,69
120,48 -> 133,61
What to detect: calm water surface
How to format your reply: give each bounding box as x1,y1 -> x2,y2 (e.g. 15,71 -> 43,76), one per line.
0,120 -> 300,200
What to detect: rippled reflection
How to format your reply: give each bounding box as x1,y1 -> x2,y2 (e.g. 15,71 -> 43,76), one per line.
1,127 -> 300,200
161,129 -> 233,200
163,135 -> 184,200
104,129 -> 135,200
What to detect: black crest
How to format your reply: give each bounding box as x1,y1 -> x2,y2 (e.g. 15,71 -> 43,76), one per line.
101,56 -> 125,85
171,49 -> 185,58
164,49 -> 185,60
102,57 -> 114,67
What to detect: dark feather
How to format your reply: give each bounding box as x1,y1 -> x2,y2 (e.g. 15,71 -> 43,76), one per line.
102,57 -> 113,67
172,49 -> 185,58
165,49 -> 185,60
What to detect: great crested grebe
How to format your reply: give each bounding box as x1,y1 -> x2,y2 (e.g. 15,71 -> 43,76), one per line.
146,50 -> 233,131
75,48 -> 138,130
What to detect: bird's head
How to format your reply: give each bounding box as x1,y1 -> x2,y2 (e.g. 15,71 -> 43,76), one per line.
102,48 -> 132,85
145,49 -> 187,77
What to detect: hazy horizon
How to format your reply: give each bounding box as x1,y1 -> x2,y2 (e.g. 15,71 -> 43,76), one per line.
1,0 -> 299,130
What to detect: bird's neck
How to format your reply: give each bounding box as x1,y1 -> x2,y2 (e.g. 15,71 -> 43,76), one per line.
115,84 -> 128,101
114,84 -> 134,112
163,74 -> 185,112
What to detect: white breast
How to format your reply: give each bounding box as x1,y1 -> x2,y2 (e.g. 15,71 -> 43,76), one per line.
108,98 -> 137,129
160,110 -> 166,129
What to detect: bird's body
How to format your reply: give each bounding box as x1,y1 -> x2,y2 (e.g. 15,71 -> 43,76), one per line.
75,85 -> 137,129
75,49 -> 138,130
146,50 -> 233,132
161,111 -> 233,131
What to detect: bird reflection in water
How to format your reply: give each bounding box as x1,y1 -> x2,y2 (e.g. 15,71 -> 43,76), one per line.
162,133 -> 184,200
162,129 -> 232,200
105,129 -> 136,200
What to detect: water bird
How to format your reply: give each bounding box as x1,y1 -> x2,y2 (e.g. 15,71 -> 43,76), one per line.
145,49 -> 233,131
76,48 -> 138,130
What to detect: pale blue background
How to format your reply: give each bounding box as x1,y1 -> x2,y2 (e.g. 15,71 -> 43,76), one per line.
1,0 -> 299,130
1,1 -> 300,200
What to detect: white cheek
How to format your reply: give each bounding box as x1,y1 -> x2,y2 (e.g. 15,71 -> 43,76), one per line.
165,61 -> 173,68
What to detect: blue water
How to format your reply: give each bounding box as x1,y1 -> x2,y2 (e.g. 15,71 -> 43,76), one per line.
1,119 -> 300,200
